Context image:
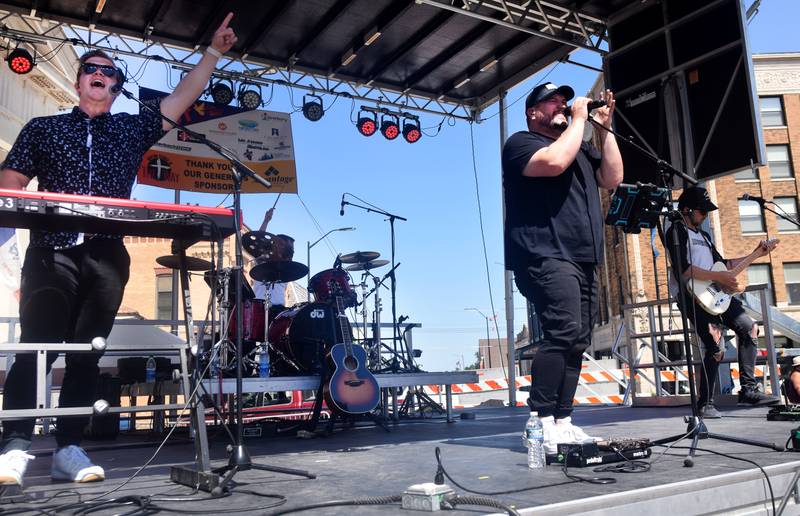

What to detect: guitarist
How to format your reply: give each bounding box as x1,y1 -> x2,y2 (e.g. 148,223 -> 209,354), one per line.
665,186 -> 780,419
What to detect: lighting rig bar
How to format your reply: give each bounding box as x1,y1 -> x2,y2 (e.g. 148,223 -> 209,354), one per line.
0,10 -> 475,121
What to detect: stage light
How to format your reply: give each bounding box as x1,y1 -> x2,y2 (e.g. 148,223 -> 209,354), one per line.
380,114 -> 400,140
209,79 -> 234,105
302,94 -> 324,122
402,117 -> 421,143
7,47 -> 34,75
238,83 -> 262,110
356,110 -> 377,137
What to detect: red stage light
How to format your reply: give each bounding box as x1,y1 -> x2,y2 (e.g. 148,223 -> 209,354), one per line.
380,115 -> 400,140
357,112 -> 377,136
7,48 -> 34,75
402,119 -> 421,143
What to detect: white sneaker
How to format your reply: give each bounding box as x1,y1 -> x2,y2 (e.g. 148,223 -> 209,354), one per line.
557,416 -> 600,443
541,416 -> 566,455
51,445 -> 104,483
0,449 -> 35,486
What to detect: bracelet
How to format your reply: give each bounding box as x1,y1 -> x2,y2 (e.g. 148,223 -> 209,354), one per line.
205,46 -> 223,59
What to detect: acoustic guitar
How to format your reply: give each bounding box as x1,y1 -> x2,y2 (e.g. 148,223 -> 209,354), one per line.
687,238 -> 778,315
325,295 -> 380,415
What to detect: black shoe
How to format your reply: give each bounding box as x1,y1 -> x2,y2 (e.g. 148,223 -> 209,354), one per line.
699,404 -> 722,419
737,390 -> 780,406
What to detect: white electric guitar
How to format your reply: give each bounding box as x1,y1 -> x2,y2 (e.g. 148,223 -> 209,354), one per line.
687,238 -> 779,315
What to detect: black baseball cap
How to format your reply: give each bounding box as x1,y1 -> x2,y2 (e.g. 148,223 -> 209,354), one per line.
525,82 -> 575,109
677,186 -> 718,212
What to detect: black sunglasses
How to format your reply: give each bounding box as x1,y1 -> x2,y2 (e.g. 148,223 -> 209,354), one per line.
81,63 -> 117,77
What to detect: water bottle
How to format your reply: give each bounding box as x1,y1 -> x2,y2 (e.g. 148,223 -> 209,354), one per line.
259,344 -> 270,378
145,356 -> 156,383
525,412 -> 546,469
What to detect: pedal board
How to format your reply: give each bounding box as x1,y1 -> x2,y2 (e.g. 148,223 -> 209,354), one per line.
546,438 -> 652,467
767,404 -> 800,421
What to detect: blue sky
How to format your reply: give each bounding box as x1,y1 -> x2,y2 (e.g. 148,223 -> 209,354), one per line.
111,0 -> 797,372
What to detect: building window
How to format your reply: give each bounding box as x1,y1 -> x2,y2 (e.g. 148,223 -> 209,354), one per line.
767,144 -> 794,179
738,199 -> 765,234
747,264 -> 774,306
774,197 -> 799,232
734,167 -> 758,181
156,274 -> 173,320
760,96 -> 785,127
784,263 -> 800,305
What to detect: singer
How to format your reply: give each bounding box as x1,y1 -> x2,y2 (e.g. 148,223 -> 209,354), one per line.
0,14 -> 238,488
502,82 -> 622,454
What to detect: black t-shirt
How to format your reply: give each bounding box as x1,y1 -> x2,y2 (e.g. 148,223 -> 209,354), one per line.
502,130 -> 603,270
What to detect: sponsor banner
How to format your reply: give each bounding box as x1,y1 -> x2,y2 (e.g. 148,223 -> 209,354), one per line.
136,87 -> 297,194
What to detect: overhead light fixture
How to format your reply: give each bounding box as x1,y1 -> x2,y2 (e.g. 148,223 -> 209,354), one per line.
380,113 -> 400,140
208,78 -> 234,105
356,110 -> 377,137
341,48 -> 357,67
237,83 -> 262,110
302,94 -> 324,121
7,47 -> 34,75
402,116 -> 421,144
479,57 -> 498,72
454,76 -> 471,89
364,27 -> 382,46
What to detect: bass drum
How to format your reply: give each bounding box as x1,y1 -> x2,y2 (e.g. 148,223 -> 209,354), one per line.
267,302 -> 351,376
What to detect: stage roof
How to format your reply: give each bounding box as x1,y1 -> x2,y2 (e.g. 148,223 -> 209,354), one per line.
0,0 -> 638,120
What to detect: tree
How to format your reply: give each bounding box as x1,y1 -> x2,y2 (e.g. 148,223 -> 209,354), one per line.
464,350 -> 481,370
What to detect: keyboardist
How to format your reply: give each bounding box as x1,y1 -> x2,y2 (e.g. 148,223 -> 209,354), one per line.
0,14 -> 238,488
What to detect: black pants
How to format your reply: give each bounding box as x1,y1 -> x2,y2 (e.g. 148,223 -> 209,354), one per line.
678,294 -> 758,407
515,258 -> 597,419
1,239 -> 129,451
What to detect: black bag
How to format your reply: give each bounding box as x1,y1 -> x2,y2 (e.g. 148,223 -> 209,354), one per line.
85,373 -> 121,440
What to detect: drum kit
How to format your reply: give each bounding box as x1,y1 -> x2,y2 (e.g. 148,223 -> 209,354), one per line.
157,231 -> 399,379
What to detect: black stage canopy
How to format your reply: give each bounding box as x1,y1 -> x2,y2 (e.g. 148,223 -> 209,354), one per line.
0,0 -> 638,120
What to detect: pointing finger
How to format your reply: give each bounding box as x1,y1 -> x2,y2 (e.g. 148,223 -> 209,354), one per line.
219,12 -> 233,30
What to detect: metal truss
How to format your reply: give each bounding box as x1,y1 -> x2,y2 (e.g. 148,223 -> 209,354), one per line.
0,10 -> 476,122
417,0 -> 609,54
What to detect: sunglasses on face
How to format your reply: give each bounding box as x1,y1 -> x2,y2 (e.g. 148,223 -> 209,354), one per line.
81,63 -> 117,77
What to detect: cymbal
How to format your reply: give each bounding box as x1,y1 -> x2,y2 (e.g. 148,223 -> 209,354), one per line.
242,231 -> 280,258
156,255 -> 213,271
345,259 -> 389,271
250,260 -> 308,283
339,250 -> 380,264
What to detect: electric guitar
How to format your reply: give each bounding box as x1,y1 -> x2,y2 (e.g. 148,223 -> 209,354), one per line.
687,238 -> 778,315
325,295 -> 380,415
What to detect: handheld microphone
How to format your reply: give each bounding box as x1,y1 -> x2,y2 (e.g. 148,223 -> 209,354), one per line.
340,194 -> 346,216
564,99 -> 606,117
742,192 -> 768,205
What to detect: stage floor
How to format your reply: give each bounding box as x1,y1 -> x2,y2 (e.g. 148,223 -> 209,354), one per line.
2,404 -> 800,514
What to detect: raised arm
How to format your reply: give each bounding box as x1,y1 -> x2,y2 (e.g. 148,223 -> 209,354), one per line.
159,12 -> 238,131
593,90 -> 623,189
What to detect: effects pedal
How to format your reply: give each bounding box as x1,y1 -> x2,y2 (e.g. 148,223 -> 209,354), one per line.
767,404 -> 800,422
546,438 -> 651,467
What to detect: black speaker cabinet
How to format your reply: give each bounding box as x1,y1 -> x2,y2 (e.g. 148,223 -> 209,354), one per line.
604,0 -> 763,185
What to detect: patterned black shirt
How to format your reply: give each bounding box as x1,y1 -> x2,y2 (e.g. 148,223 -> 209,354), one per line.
2,104 -> 165,248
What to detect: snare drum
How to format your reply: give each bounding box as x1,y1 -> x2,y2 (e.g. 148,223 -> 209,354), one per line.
308,268 -> 356,307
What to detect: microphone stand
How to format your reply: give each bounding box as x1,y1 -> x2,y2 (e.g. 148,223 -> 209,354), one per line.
586,116 -> 783,462
119,88 -> 314,493
341,198 -> 411,372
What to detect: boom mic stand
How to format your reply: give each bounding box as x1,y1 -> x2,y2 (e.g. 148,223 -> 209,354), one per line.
341,196 -> 410,372
587,116 -> 783,462
119,88 -> 315,492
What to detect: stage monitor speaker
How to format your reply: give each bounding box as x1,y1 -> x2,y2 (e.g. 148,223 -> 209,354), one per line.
604,0 -> 763,185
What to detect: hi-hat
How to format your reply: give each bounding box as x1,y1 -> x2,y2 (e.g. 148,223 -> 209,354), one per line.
339,251 -> 380,264
250,260 -> 308,283
345,259 -> 389,271
156,255 -> 213,271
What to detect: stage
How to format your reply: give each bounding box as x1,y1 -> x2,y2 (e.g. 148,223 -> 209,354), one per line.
2,404 -> 799,515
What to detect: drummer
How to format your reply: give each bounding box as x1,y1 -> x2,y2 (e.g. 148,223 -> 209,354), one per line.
251,208 -> 295,321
